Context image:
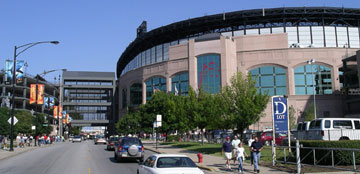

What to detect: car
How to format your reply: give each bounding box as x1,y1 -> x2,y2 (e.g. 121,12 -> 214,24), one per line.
137,154 -> 204,174
94,135 -> 106,144
260,131 -> 287,146
72,135 -> 82,143
114,137 -> 144,162
107,137 -> 119,150
68,136 -> 74,142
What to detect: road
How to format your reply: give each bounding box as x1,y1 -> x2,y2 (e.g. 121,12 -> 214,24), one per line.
0,141 -> 154,174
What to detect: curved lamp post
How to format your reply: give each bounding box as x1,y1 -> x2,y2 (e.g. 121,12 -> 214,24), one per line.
9,41 -> 59,151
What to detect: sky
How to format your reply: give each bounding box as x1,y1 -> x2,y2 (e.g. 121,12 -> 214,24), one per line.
1,0 -> 359,82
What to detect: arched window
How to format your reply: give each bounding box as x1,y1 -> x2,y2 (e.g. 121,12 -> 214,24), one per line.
130,83 -> 142,106
294,64 -> 332,95
249,66 -> 287,96
171,72 -> 189,96
197,54 -> 221,94
122,88 -> 127,108
145,77 -> 166,101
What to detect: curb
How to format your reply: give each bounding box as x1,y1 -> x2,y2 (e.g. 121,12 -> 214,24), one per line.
144,146 -> 216,172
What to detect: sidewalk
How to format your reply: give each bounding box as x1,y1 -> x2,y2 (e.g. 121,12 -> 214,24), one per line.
0,143 -> 55,161
143,141 -> 289,174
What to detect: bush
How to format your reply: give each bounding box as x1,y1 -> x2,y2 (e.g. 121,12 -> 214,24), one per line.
295,140 -> 360,165
166,135 -> 180,142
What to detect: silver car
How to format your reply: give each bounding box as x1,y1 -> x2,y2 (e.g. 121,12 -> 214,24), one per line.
72,135 -> 82,143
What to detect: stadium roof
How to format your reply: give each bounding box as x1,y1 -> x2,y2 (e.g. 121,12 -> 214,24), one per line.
117,7 -> 360,78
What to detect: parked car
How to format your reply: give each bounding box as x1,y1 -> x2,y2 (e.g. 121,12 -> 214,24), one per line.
260,131 -> 287,146
114,137 -> 144,162
304,118 -> 360,140
107,137 -> 119,150
68,135 -> 74,142
137,154 -> 204,174
72,135 -> 82,143
94,135 -> 106,144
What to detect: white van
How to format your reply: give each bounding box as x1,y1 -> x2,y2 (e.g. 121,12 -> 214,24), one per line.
295,121 -> 310,140
305,118 -> 360,140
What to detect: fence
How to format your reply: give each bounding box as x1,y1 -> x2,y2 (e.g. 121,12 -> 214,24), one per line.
273,140 -> 360,174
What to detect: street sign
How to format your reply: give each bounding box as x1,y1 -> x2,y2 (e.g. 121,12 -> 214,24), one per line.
8,116 -> 18,125
156,115 -> 162,122
31,126 -> 36,130
42,124 -> 48,126
272,96 -> 288,134
157,121 -> 162,127
153,121 -> 157,128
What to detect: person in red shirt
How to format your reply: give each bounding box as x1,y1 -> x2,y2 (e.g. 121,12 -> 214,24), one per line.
36,135 -> 39,146
44,135 -> 48,144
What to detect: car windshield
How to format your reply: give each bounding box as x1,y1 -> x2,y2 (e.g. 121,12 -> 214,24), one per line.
74,136 -> 81,138
156,157 -> 197,168
121,138 -> 142,146
110,137 -> 118,141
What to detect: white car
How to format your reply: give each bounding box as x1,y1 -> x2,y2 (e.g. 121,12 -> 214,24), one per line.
72,135 -> 82,143
138,154 -> 204,174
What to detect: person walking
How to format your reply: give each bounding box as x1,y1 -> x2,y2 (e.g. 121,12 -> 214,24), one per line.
236,142 -> 248,174
3,136 -> 8,150
231,135 -> 241,165
248,135 -> 255,166
221,137 -> 233,169
251,136 -> 263,173
29,135 -> 33,147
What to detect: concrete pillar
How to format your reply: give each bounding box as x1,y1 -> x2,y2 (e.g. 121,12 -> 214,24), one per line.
188,40 -> 197,91
166,77 -> 171,92
142,81 -> 146,104
288,68 -> 295,95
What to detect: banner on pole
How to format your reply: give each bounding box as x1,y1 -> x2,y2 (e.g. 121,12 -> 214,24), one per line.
5,60 -> 25,85
272,96 -> 288,134
54,106 -> 58,119
37,84 -> 44,104
59,106 -> 63,119
30,84 -> 36,104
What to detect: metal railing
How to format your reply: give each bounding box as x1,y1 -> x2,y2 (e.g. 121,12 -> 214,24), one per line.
273,140 -> 360,174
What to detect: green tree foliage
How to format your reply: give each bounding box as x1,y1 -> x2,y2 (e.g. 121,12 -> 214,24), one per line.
14,110 -> 33,135
303,103 -> 316,121
220,72 -> 269,133
70,126 -> 81,135
33,113 -> 51,135
0,107 -> 11,135
116,112 -> 141,135
289,105 -> 297,129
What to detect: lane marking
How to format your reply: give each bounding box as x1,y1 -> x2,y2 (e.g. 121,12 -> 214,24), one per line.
88,156 -> 90,160
88,168 -> 91,174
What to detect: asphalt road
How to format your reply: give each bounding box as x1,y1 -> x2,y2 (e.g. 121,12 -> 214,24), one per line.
0,140 -> 154,174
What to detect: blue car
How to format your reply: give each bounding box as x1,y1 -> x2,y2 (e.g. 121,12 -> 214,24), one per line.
114,137 -> 144,163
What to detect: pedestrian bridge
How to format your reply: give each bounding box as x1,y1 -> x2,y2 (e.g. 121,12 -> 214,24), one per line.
70,120 -> 110,127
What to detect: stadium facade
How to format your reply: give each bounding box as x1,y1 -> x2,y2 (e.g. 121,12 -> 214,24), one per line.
116,7 -> 360,130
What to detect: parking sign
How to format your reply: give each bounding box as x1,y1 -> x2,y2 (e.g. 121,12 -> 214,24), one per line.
272,96 -> 288,134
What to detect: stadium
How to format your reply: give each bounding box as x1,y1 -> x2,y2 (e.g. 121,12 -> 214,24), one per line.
116,7 -> 360,130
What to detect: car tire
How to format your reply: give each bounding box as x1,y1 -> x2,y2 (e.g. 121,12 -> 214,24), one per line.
137,169 -> 139,174
140,157 -> 144,162
95,142 -> 97,145
116,155 -> 121,163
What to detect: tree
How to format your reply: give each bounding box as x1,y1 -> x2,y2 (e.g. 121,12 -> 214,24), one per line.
304,103 -> 316,121
289,105 -> 297,129
0,107 -> 11,135
33,113 -> 51,135
116,112 -> 141,135
220,72 -> 270,133
70,126 -> 81,135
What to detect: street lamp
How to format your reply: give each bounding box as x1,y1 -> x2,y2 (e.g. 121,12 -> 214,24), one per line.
9,41 -> 59,151
307,59 -> 317,119
34,69 -> 66,138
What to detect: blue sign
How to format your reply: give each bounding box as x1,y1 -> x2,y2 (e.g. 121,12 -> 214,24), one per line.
272,96 -> 288,134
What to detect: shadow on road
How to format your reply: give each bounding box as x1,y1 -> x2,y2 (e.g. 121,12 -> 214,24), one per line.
108,157 -> 139,164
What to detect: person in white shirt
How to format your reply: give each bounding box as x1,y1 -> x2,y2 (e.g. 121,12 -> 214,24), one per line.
231,136 -> 241,164
248,135 -> 255,166
236,142 -> 248,173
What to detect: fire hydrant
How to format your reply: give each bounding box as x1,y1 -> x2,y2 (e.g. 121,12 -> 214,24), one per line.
197,153 -> 203,163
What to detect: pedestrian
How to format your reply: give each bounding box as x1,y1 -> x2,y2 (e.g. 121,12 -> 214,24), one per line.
16,134 -> 21,148
36,135 -> 39,146
236,142 -> 248,174
231,135 -> 241,164
29,135 -> 33,147
44,135 -> 48,144
221,136 -> 232,169
3,136 -> 8,150
248,135 -> 256,166
0,135 -> 3,150
251,136 -> 263,173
